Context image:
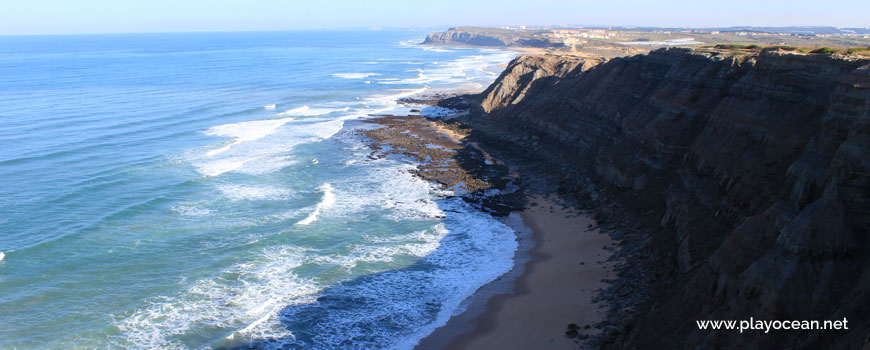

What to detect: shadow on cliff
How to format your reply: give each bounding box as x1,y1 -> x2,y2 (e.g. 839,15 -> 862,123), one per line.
221,47 -> 870,349
443,48 -> 870,349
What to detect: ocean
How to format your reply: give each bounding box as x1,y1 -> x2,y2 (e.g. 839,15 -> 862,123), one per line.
0,31 -> 518,349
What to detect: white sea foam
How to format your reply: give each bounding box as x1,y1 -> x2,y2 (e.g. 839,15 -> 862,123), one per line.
196,119 -> 344,177
295,183 -> 336,226
310,227 -> 446,269
122,133 -> 519,350
203,117 -> 295,156
421,47 -> 457,53
391,199 -> 517,350
348,87 -> 429,117
220,137 -> 519,349
217,184 -> 296,201
419,106 -> 458,119
378,71 -> 429,85
398,39 -> 420,47
265,199 -> 517,350
331,72 -> 380,79
114,246 -> 321,349
170,203 -> 212,217
276,106 -> 350,117
363,87 -> 428,108
275,133 -> 517,350
276,106 -> 309,116
325,159 -> 446,222
196,157 -> 254,177
263,104 -> 276,110
375,50 -> 516,88
134,49 -> 522,350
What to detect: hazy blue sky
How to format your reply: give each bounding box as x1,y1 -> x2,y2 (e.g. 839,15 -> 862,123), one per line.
2,0 -> 868,35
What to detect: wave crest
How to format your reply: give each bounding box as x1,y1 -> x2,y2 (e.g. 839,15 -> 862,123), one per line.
296,183 -> 336,226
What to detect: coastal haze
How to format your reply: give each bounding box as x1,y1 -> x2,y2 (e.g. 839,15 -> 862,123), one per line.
2,1 -> 870,350
2,0 -> 869,35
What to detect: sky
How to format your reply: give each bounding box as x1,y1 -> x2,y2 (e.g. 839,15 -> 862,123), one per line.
1,0 -> 868,35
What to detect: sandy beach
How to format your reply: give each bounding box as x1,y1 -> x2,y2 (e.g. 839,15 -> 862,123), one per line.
417,195 -> 616,350
359,114 -> 617,349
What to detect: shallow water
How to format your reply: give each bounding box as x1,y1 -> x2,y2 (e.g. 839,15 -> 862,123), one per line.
0,31 -> 518,349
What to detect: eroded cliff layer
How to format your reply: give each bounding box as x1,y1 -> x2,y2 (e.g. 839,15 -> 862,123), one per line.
422,27 -> 557,48
452,48 -> 870,349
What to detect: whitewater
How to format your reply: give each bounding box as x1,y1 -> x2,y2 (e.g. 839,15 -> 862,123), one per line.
0,30 -> 518,349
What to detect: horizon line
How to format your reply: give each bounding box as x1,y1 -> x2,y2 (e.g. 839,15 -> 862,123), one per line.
2,24 -> 869,37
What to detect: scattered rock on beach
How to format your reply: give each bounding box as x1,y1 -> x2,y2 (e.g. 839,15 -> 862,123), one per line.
565,323 -> 580,338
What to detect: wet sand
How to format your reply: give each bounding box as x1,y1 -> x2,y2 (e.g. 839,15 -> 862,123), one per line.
358,114 -> 616,349
416,196 -> 616,350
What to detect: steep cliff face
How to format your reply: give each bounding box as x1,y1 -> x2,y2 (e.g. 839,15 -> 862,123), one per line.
457,48 -> 870,349
422,28 -> 558,48
423,30 -> 508,46
478,55 -> 599,112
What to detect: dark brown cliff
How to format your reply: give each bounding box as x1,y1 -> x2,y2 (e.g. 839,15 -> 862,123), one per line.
447,48 -> 870,349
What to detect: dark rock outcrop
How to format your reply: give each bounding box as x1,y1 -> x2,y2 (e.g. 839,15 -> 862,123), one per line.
451,48 -> 870,349
477,55 -> 598,113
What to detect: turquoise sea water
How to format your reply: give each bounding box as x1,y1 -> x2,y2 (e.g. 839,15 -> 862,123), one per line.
0,31 -> 518,349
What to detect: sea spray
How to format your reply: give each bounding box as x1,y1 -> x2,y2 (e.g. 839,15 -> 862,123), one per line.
0,30 -> 518,349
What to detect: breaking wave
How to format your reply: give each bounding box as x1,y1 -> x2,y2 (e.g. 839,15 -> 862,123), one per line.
295,183 -> 336,226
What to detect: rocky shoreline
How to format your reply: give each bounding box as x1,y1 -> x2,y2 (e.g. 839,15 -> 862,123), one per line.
437,48 -> 870,349
360,44 -> 870,349
358,113 -> 525,217
357,107 -> 628,349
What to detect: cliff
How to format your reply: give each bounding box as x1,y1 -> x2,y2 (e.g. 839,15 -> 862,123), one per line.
449,49 -> 870,349
422,27 -> 559,48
